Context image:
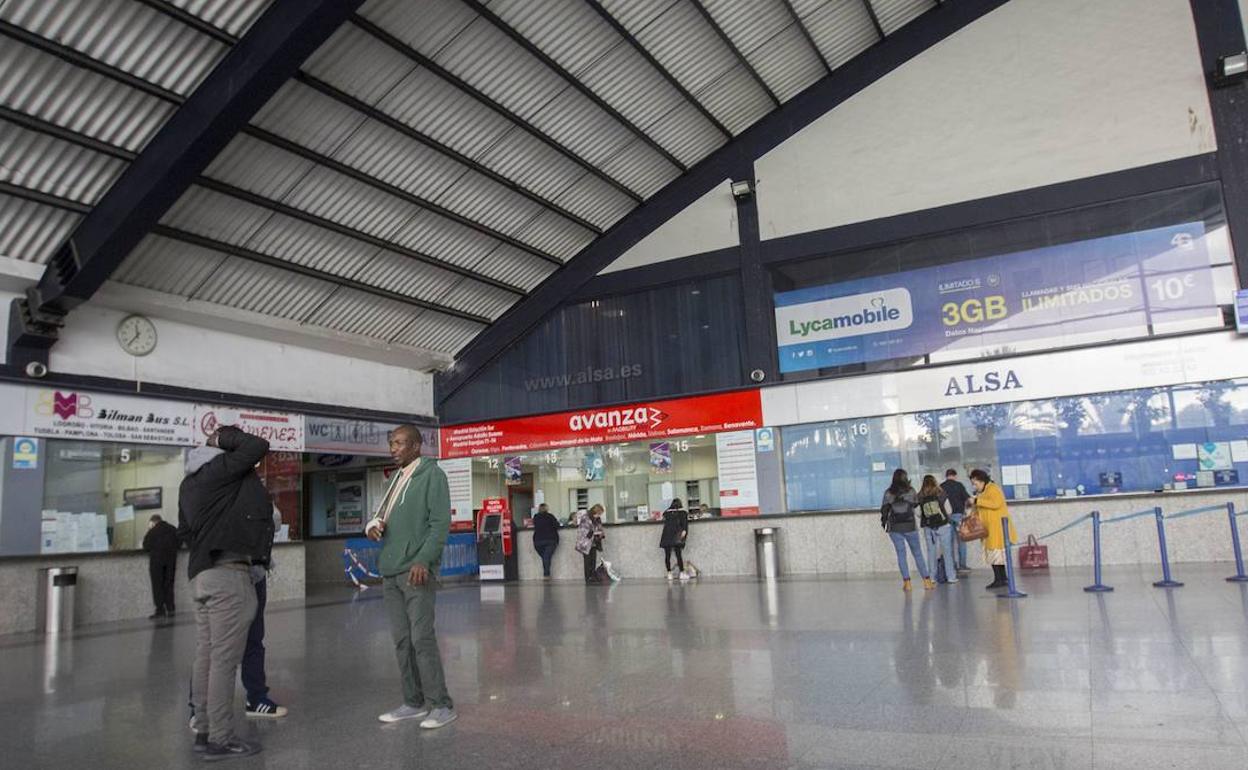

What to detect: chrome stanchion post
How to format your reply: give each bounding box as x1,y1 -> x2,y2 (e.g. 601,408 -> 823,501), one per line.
1083,510 -> 1113,593
1226,502 -> 1248,584
1152,506 -> 1183,588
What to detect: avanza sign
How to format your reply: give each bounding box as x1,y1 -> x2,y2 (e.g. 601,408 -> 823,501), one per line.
440,390 -> 763,459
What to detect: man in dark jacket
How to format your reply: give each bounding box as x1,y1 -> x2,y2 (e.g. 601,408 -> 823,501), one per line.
178,427 -> 274,762
142,514 -> 180,619
941,469 -> 972,574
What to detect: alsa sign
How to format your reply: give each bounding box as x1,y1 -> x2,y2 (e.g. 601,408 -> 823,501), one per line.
440,390 -> 764,459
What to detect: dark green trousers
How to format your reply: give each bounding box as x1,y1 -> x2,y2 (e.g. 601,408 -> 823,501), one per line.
382,574 -> 452,710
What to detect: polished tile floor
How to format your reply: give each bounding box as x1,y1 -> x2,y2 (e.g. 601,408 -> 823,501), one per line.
3,565 -> 1248,769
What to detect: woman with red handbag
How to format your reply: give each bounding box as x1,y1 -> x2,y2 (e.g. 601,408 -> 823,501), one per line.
969,469 -> 1014,590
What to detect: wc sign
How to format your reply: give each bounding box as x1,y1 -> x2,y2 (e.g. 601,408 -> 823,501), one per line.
12,437 -> 39,469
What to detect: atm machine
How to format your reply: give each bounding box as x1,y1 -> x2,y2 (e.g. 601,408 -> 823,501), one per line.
477,498 -> 517,581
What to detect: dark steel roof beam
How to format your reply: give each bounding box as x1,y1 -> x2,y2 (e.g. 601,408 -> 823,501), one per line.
460,0 -> 688,173
133,0 -> 236,45
581,0 -> 732,138
138,0 -> 617,230
349,13 -> 641,207
780,0 -> 833,73
244,125 -> 563,267
0,180 -> 490,325
194,177 -> 528,296
134,3 -> 612,237
0,108 -> 529,297
153,226 -> 491,325
687,0 -> 781,106
0,19 -> 184,103
0,23 -> 571,265
862,0 -> 887,40
18,0 -> 368,323
0,106 -> 134,161
294,72 -> 601,236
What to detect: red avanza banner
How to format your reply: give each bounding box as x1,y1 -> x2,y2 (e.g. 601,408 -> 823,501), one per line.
440,389 -> 763,459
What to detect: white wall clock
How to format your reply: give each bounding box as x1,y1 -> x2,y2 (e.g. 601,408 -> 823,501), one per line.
116,314 -> 158,356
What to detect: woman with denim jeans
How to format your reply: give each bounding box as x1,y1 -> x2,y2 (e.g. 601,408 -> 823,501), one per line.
880,469 -> 934,591
917,475 -> 958,585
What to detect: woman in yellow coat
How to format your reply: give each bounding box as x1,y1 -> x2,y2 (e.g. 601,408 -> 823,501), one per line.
969,468 -> 1014,590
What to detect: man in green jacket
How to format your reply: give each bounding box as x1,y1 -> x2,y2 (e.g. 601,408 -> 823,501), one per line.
365,424 -> 456,729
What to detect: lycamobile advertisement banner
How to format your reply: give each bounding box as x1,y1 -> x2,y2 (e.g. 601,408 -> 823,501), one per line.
775,223 -> 1220,374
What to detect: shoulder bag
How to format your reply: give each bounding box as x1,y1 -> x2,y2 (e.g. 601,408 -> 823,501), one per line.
957,510 -> 988,542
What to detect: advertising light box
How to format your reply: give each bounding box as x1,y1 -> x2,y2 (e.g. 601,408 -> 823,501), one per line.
775,222 -> 1222,373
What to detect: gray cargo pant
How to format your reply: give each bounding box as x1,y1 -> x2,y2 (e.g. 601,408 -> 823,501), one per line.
383,574 -> 453,710
191,563 -> 257,745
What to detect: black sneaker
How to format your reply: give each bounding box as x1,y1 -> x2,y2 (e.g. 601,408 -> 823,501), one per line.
192,733 -> 208,753
148,611 -> 164,620
245,698 -> 288,718
202,739 -> 261,762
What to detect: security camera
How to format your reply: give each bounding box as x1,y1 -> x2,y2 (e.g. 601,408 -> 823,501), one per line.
750,368 -> 766,383
25,361 -> 48,379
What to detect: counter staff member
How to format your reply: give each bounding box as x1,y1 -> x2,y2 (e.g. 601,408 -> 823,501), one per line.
142,514 -> 180,619
366,425 -> 457,730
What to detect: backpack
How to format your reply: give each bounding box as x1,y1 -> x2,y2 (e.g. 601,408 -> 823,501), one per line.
886,496 -> 914,525
919,496 -> 949,528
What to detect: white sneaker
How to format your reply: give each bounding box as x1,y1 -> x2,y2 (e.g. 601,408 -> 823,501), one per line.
420,707 -> 458,729
678,571 -> 690,581
666,571 -> 675,581
379,704 -> 429,723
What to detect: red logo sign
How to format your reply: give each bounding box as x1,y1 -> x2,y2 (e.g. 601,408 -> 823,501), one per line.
35,391 -> 94,420
440,390 -> 763,458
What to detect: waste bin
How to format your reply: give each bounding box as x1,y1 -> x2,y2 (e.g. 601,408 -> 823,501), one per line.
36,566 -> 77,634
754,528 -> 780,580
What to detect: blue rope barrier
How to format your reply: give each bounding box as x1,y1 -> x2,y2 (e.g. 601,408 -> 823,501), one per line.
1164,503 -> 1231,520
1101,508 -> 1156,524
1033,513 -> 1092,541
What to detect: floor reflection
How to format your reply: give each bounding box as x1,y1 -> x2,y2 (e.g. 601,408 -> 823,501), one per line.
3,564 -> 1248,768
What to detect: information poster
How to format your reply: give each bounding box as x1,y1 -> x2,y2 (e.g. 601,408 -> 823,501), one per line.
583,451 -> 605,481
715,431 -> 760,516
649,442 -> 672,473
439,458 -> 475,532
335,480 -> 365,533
504,456 -> 524,485
1197,441 -> 1233,471
775,222 -> 1220,373
12,437 -> 38,469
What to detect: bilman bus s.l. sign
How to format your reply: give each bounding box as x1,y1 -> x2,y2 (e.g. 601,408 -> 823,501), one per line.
440,390 -> 763,459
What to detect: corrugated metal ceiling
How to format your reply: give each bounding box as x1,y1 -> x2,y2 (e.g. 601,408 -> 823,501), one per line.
0,0 -> 935,364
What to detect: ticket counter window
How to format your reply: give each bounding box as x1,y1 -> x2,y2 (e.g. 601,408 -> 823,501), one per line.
470,435 -> 721,527
0,438 -> 187,556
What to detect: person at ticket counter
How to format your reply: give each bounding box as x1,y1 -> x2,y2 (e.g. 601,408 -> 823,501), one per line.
531,503 -> 561,578
969,469 -> 1014,591
142,514 -> 179,620
659,498 -> 690,581
365,425 -> 456,730
940,469 -> 972,575
575,505 -> 606,584
880,469 -> 934,592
